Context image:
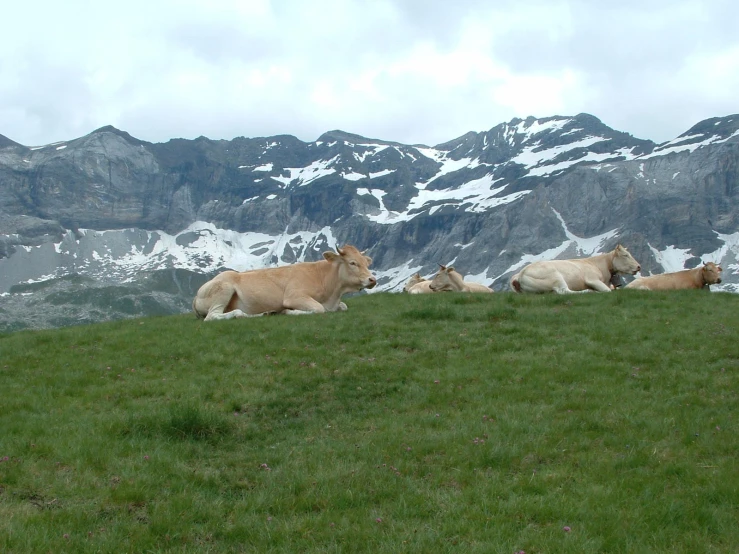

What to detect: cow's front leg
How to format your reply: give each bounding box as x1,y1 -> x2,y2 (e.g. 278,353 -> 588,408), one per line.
553,285 -> 589,294
282,297 -> 327,315
585,279 -> 612,292
206,309 -> 263,321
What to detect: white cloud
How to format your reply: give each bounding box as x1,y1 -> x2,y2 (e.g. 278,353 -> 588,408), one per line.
1,0 -> 737,147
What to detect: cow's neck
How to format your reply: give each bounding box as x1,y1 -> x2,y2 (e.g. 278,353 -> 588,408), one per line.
320,261 -> 354,306
450,271 -> 466,291
695,267 -> 707,287
586,250 -> 617,280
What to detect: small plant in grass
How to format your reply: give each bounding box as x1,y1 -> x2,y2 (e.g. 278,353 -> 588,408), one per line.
165,404 -> 233,441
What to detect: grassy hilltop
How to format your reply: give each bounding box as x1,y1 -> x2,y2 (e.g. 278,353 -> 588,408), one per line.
1,291 -> 738,553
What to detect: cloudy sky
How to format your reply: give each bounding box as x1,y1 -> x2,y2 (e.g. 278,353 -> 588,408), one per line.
2,0 -> 738,148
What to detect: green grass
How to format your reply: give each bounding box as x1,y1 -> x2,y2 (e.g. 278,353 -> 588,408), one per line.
1,290 -> 738,553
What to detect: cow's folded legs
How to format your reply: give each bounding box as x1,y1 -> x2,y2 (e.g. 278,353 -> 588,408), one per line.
282,296 -> 327,315
205,308 -> 262,321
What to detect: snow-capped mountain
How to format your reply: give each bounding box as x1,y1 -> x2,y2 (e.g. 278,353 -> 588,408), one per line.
1,112 -> 738,331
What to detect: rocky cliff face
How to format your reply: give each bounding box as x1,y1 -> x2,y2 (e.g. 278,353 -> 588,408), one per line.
1,113 -> 738,331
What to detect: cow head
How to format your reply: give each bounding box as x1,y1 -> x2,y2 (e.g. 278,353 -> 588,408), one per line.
403,272 -> 425,292
324,245 -> 377,290
702,262 -> 723,285
429,265 -> 464,292
612,244 -> 641,275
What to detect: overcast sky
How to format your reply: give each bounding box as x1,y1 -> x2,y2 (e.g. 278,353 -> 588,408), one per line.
2,0 -> 738,148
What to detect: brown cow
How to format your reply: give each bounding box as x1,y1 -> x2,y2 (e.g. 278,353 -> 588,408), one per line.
429,265 -> 494,293
510,244 -> 641,294
624,262 -> 723,290
193,245 -> 376,320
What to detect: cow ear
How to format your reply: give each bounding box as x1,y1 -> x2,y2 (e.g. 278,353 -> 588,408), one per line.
364,255 -> 373,265
447,266 -> 455,272
323,251 -> 339,262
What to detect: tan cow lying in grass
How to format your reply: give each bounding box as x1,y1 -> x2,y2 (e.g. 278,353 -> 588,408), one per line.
624,262 -> 723,290
510,244 -> 641,294
403,273 -> 434,294
407,281 -> 435,294
403,273 -> 425,291
193,245 -> 376,320
429,265 -> 494,293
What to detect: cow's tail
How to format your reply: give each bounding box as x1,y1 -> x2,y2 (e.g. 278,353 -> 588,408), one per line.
510,273 -> 522,293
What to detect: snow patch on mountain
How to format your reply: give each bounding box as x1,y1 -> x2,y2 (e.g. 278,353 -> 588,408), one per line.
356,189 -> 405,224
503,240 -> 573,276
272,156 -> 339,187
372,260 -> 428,292
353,144 -> 390,163
638,128 -> 739,159
342,172 -> 365,181
552,209 -> 620,255
463,268 -> 491,286
501,210 -> 620,276
514,118 -> 571,139
646,244 -> 694,273
415,148 -> 486,187
707,231 -> 739,264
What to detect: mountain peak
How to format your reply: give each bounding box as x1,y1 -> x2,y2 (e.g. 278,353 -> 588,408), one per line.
678,114 -> 739,141
89,125 -> 149,146
0,133 -> 24,149
316,129 -> 405,147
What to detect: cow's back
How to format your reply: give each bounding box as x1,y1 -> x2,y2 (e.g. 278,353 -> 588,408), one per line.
233,263 -> 327,313
518,259 -> 589,291
465,282 -> 493,293
408,281 -> 434,294
625,269 -> 700,290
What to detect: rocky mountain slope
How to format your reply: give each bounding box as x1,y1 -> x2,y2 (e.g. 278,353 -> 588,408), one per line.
1,113 -> 737,331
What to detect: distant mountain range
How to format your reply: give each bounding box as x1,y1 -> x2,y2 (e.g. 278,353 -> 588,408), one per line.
1,112 -> 738,331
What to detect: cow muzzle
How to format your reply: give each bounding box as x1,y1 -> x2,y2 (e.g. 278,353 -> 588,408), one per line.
365,276 -> 377,289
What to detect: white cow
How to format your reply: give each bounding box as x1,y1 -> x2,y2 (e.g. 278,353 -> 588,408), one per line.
407,281 -> 436,294
193,245 -> 376,320
403,272 -> 442,294
429,265 -> 494,293
510,244 -> 641,294
625,262 -> 723,290
403,273 -> 427,292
